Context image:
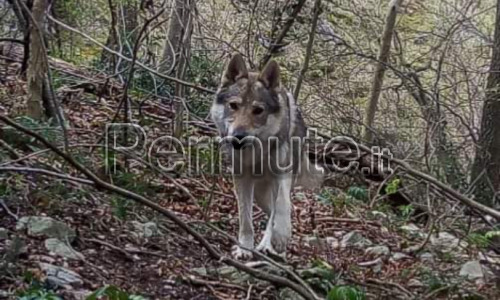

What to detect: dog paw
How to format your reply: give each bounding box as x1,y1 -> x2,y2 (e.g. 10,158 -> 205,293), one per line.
271,225 -> 291,253
232,245 -> 253,260
256,236 -> 275,254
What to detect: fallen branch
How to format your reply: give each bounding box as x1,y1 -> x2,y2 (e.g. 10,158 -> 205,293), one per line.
0,166 -> 93,185
0,198 -> 18,220
318,137 -> 500,220
0,138 -> 22,160
0,115 -> 319,300
314,217 -> 382,227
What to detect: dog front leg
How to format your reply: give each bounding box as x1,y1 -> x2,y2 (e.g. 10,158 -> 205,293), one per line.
233,176 -> 254,259
271,175 -> 293,254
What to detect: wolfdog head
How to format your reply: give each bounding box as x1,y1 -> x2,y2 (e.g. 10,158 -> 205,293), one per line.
211,53 -> 289,150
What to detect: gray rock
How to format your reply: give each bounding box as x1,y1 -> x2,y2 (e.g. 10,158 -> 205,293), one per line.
39,263 -> 83,287
61,290 -> 92,300
341,231 -> 373,248
430,232 -> 467,252
191,267 -> 207,276
391,252 -> 410,261
407,278 -> 424,288
326,237 -> 339,249
370,211 -> 388,220
400,223 -> 424,238
365,245 -> 390,257
17,217 -> 76,242
400,223 -> 421,232
216,266 -> 239,278
418,252 -> 434,263
459,261 -> 484,279
131,221 -> 159,238
279,287 -> 305,300
303,236 -> 324,248
0,228 -> 8,240
45,238 -> 84,260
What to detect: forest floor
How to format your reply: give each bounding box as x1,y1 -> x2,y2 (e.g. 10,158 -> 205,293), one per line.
0,55 -> 499,299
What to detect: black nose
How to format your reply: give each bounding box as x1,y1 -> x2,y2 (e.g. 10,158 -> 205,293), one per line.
233,134 -> 247,141
231,130 -> 248,149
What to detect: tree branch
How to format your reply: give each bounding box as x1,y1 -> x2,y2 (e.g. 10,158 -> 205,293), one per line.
259,0 -> 307,68
47,14 -> 215,94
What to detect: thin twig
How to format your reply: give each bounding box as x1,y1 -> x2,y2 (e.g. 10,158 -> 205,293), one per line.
0,166 -> 93,185
47,15 -> 215,94
0,198 -> 18,220
0,138 -> 21,160
259,0 -> 307,68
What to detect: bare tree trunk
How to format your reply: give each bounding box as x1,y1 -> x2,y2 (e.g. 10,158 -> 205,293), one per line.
159,0 -> 191,74
293,0 -> 321,101
159,0 -> 193,137
362,0 -> 402,143
26,0 -> 47,120
7,0 -> 32,74
471,0 -> 500,207
101,0 -> 119,70
172,0 -> 193,138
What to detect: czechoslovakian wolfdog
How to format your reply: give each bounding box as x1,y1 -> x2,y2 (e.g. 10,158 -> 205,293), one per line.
211,53 -> 323,259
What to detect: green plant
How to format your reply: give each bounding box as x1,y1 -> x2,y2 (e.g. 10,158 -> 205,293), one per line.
111,196 -> 130,220
466,233 -> 490,249
347,186 -> 368,201
300,259 -> 339,294
385,178 -> 401,195
16,272 -> 62,300
485,230 -> 500,239
327,285 -> 365,300
421,272 -> 446,294
86,285 -> 147,300
398,204 -> 415,220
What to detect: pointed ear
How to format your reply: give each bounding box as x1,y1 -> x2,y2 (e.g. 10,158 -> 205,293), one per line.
259,60 -> 280,89
222,53 -> 248,86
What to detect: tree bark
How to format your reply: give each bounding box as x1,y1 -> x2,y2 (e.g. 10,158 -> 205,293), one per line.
471,0 -> 500,207
172,0 -> 193,138
7,0 -> 32,74
293,0 -> 321,101
159,0 -> 191,74
26,0 -> 47,120
363,0 -> 402,143
101,0 -> 119,70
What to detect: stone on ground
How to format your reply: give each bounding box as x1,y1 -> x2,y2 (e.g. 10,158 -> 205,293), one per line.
341,231 -> 373,248
365,245 -> 390,257
38,262 -> 83,287
45,238 -> 84,260
17,216 -> 76,242
459,261 -> 484,279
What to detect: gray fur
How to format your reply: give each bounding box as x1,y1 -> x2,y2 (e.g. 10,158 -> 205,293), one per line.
211,54 -> 323,259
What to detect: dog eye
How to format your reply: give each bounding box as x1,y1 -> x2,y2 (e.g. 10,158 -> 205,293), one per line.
229,102 -> 238,110
253,107 -> 264,115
